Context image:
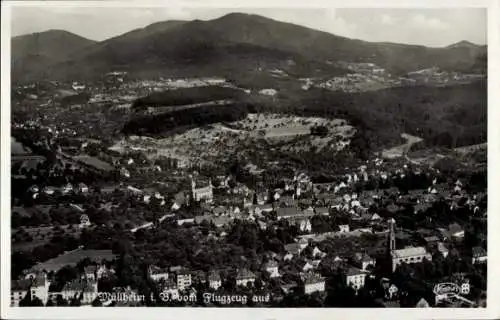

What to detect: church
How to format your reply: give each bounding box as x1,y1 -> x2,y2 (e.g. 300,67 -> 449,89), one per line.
387,218 -> 432,271
191,176 -> 214,203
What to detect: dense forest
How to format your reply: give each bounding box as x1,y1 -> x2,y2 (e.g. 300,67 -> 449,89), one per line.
292,80 -> 486,149
123,102 -> 250,135
131,86 -> 246,109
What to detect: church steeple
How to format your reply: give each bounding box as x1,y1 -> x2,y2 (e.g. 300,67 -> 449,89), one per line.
388,218 -> 396,252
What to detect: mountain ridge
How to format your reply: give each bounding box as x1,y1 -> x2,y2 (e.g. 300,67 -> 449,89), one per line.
11,13 -> 487,83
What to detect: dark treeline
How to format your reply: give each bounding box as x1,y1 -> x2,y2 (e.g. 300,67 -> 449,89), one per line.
60,92 -> 91,107
123,102 -> 250,136
131,86 -> 245,109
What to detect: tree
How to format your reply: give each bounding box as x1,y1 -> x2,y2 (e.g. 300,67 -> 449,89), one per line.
91,297 -> 103,307
70,296 -> 81,306
30,296 -> 44,306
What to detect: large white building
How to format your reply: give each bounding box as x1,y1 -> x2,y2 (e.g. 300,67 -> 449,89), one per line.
148,265 -> 169,282
176,270 -> 192,290
264,260 -> 280,278
303,273 -> 325,295
345,268 -> 366,290
61,279 -> 98,304
235,269 -> 256,287
391,247 -> 432,271
207,271 -> 222,290
388,219 -> 431,271
191,177 -> 213,203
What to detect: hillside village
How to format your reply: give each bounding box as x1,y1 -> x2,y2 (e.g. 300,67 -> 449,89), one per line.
11,83 -> 487,307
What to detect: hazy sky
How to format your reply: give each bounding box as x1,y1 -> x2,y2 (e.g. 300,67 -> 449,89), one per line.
11,7 -> 487,47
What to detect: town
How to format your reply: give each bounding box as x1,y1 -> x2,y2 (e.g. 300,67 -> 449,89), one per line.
8,8 -> 488,311
11,73 -> 487,308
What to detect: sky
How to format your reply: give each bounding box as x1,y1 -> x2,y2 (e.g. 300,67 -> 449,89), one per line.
10,7 -> 487,47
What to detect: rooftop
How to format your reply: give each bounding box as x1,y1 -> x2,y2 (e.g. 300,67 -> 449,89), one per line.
303,273 -> 324,285
345,267 -> 365,277
472,246 -> 487,257
277,207 -> 302,218
392,246 -> 428,258
62,279 -> 96,293
11,279 -> 31,291
236,268 -> 255,280
207,271 -> 221,282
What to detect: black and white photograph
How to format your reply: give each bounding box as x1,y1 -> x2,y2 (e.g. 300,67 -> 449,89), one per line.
1,1 -> 498,319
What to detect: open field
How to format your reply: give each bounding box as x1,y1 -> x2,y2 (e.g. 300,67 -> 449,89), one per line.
381,133 -> 423,159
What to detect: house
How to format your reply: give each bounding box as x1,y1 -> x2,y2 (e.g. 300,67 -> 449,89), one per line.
120,167 -> 131,178
387,284 -> 399,300
298,238 -> 309,250
283,253 -> 294,261
159,278 -> 179,300
256,192 -> 268,205
83,265 -> 98,282
61,279 -> 98,304
423,236 -> 440,245
257,220 -> 267,230
391,246 -> 432,271
448,223 -> 465,239
414,202 -> 432,214
264,260 -> 280,278
353,252 -> 375,271
277,207 -> 302,220
284,243 -> 303,256
254,204 -> 274,215
281,282 -> 298,294
24,272 -> 50,305
436,242 -> 449,258
472,246 -> 487,264
171,202 -> 181,211
338,224 -> 350,233
175,270 -> 192,290
415,298 -> 430,308
177,218 -> 195,226
312,246 -> 326,259
299,261 -> 314,274
235,269 -> 256,287
207,271 -> 222,290
78,183 -> 89,193
279,195 -> 296,207
291,218 -> 311,232
315,207 -> 329,216
148,265 -> 169,282
62,183 -> 73,195
79,214 -> 91,228
345,268 -> 366,290
386,204 -> 401,213
302,273 -> 325,295
11,279 -> 31,306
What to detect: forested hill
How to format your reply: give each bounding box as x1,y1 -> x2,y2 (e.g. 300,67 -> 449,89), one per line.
296,80 -> 487,149
122,80 -> 486,153
13,13 -> 486,83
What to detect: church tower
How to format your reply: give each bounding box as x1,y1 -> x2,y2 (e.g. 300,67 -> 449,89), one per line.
388,218 -> 396,253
